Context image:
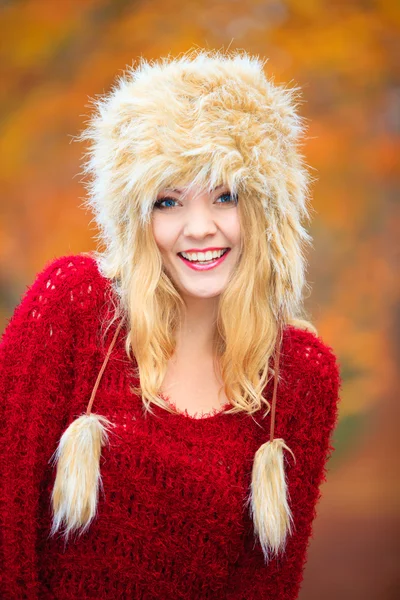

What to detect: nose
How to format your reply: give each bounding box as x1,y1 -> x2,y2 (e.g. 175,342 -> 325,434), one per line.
182,198 -> 218,238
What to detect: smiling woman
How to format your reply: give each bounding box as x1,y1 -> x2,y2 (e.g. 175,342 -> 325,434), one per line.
0,48 -> 341,600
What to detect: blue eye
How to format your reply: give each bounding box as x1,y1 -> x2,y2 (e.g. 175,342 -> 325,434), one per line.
153,192 -> 237,210
153,198 -> 178,210
216,193 -> 236,204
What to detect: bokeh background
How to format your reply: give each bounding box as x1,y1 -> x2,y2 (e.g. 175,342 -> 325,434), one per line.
0,1 -> 398,598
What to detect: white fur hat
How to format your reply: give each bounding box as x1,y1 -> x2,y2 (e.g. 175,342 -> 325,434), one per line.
78,48 -> 313,320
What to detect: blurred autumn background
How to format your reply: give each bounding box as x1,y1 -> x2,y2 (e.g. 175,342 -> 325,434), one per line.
0,0 -> 398,598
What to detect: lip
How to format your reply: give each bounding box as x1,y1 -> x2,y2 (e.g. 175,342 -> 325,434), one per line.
178,249 -> 230,271
181,247 -> 229,253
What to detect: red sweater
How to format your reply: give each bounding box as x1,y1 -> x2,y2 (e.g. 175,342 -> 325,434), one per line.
0,253 -> 341,599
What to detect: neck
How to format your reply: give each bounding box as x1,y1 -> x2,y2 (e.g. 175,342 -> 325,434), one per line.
175,295 -> 219,356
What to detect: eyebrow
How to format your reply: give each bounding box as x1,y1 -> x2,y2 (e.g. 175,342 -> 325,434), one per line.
163,184 -> 226,194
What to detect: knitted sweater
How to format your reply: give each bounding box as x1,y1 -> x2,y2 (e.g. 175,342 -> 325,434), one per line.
0,253 -> 341,600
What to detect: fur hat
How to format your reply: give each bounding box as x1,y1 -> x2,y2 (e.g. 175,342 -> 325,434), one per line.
78,47 -> 313,321
50,48 -> 312,563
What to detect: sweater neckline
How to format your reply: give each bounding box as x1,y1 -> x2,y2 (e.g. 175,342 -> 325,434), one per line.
159,393 -> 233,421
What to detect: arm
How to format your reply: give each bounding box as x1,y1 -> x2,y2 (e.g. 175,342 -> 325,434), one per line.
226,330 -> 341,600
0,256 -> 81,599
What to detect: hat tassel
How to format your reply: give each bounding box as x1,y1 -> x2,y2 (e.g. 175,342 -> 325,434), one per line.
49,319 -> 124,542
247,337 -> 296,563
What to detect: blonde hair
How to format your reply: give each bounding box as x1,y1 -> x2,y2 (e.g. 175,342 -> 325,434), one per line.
76,48 -> 317,419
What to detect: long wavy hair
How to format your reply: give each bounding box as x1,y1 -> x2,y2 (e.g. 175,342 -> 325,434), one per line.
76,48 -> 317,418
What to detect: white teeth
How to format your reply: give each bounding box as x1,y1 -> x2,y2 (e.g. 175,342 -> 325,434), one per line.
181,249 -> 228,262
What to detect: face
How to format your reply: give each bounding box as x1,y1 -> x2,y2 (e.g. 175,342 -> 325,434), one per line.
151,183 -> 241,301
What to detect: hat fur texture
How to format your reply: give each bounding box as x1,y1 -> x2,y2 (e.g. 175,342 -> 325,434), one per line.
77,48 -> 314,322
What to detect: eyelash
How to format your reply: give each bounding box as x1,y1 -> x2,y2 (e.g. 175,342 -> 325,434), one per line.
153,192 -> 237,210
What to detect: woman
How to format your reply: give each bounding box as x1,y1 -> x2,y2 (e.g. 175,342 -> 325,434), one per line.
0,49 -> 341,599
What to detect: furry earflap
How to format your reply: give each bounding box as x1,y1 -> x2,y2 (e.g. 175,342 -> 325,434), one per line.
247,437 -> 296,563
49,318 -> 124,542
246,327 -> 296,563
49,414 -> 115,542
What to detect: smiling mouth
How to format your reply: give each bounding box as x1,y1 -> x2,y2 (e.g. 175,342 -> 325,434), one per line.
178,249 -> 230,264
177,248 -> 231,270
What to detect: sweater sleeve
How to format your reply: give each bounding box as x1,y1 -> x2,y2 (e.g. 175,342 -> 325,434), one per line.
0,256 -> 84,599
226,330 -> 341,600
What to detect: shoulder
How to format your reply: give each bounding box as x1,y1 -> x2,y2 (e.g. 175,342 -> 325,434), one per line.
281,325 -> 341,412
282,324 -> 340,379
2,253 -> 111,341
21,252 -> 110,313
28,252 -> 106,296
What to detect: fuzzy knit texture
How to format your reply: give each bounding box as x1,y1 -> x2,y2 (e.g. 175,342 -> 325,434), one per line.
0,253 -> 341,600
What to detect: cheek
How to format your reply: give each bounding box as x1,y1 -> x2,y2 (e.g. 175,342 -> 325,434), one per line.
151,217 -> 176,254
222,211 -> 241,245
